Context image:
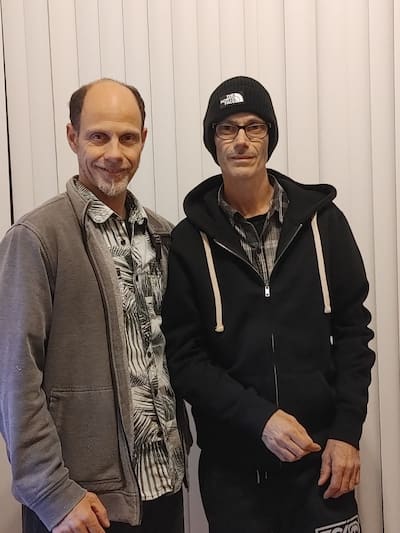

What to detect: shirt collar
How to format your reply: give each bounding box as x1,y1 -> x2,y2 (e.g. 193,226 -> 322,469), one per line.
218,174 -> 287,225
75,178 -> 147,226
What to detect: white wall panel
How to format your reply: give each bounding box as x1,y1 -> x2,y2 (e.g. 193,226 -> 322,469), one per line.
0,6 -> 19,531
197,0 -> 221,179
98,0 -> 125,80
24,0 -> 58,205
172,2 -> 208,529
1,0 -> 34,219
172,0 -> 203,217
284,0 -> 319,183
147,0 -> 179,222
369,2 -> 400,532
123,0 -> 155,210
256,0 -> 288,172
47,1 -> 79,191
317,2 -> 350,190
219,0 -> 245,78
0,3 -> 11,238
75,0 -> 101,83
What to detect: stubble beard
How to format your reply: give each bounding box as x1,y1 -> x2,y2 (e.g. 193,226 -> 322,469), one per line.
96,174 -> 131,198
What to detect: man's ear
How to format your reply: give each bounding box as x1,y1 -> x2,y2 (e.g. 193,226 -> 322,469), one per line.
66,123 -> 79,153
141,127 -> 148,145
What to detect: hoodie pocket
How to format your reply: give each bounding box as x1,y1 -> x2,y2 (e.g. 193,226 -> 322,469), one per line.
277,371 -> 336,431
49,387 -> 122,487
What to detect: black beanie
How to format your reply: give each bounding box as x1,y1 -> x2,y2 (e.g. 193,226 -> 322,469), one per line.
203,76 -> 278,165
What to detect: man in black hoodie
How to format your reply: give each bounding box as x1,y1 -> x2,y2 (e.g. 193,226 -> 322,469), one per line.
162,76 -> 374,533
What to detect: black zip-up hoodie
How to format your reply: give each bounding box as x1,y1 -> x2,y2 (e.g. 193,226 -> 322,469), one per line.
162,169 -> 375,471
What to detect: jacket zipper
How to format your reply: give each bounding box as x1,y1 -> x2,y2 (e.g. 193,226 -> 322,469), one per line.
215,224 -> 303,409
273,223 -> 303,269
214,239 -> 269,295
214,223 -> 303,298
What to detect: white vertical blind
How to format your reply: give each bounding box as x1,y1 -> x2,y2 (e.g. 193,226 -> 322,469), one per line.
0,4 -> 18,531
0,1 -> 398,531
0,2 -> 10,238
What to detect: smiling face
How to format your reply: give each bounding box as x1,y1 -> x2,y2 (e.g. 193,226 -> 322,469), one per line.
214,112 -> 269,184
67,80 -> 147,208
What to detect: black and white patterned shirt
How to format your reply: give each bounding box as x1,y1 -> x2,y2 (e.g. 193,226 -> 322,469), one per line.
76,180 -> 184,501
218,176 -> 289,285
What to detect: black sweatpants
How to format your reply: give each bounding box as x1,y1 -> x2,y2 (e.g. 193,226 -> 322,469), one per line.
198,452 -> 361,533
22,490 -> 183,533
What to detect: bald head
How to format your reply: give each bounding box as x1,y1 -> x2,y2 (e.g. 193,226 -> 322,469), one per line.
69,78 -> 146,132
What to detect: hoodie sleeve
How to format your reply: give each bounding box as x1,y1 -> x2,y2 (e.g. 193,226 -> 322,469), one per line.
162,226 -> 278,443
322,206 -> 375,447
0,224 -> 86,530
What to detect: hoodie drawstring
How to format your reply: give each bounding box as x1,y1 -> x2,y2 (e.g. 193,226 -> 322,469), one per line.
311,213 -> 332,314
200,231 -> 224,333
200,213 -> 330,332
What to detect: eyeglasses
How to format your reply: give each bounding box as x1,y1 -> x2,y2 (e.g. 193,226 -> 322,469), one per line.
213,122 -> 269,141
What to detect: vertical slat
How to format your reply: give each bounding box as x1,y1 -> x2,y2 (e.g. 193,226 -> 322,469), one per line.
256,0 -> 288,172
24,0 -> 58,205
0,440 -> 21,532
75,0 -> 101,84
147,0 -> 179,222
0,4 -> 20,528
243,0 -> 259,78
1,0 -> 34,219
0,2 -> 11,237
172,0 -> 202,219
47,1 -> 79,190
98,0 -> 125,80
197,0 -> 222,179
219,0 -> 246,78
369,1 -> 400,532
284,0 -> 319,183
123,0 -> 155,210
316,2 -> 349,189
339,3 -> 382,531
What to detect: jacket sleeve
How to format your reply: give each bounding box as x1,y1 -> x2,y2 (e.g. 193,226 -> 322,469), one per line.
0,224 -> 86,530
162,229 -> 278,443
324,207 -> 375,447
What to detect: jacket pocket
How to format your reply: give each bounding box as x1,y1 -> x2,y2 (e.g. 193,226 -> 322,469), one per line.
49,387 -> 123,487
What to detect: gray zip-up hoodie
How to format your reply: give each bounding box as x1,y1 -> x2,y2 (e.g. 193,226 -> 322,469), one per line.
0,177 -> 182,530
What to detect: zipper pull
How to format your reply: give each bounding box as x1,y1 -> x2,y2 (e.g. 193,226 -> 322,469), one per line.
265,285 -> 270,297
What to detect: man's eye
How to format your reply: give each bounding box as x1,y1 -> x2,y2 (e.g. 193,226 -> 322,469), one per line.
120,134 -> 140,144
219,125 -> 236,134
90,133 -> 107,143
247,124 -> 264,133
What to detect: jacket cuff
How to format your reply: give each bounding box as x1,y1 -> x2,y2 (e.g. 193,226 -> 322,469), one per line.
31,479 -> 87,531
329,412 -> 363,449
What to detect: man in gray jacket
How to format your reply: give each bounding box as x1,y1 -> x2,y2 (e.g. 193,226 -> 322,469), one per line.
0,79 -> 189,533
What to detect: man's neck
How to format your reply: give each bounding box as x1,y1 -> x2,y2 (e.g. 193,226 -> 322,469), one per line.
104,195 -> 127,219
222,172 -> 274,218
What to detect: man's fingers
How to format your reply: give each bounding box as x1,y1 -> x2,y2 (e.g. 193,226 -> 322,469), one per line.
88,493 -> 110,528
52,492 -> 109,533
262,409 -> 321,462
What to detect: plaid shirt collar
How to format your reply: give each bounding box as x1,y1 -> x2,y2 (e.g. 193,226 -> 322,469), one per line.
218,173 -> 286,225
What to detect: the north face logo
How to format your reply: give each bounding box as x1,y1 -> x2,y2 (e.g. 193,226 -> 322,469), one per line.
219,92 -> 244,107
315,514 -> 361,533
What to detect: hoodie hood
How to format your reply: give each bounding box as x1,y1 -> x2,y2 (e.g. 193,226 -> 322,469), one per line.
183,169 -> 337,238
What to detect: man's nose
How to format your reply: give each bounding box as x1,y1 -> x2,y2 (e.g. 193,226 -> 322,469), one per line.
234,127 -> 250,145
104,138 -> 123,159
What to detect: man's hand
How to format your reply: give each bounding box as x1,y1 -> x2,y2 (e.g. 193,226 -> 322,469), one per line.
52,492 -> 110,533
318,439 -> 360,499
262,409 -> 321,462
